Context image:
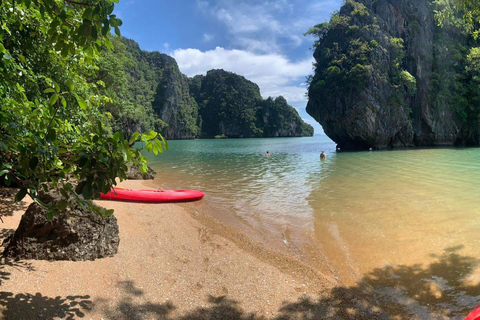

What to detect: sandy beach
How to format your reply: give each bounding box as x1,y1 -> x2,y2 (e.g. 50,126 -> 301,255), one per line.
0,180 -> 392,320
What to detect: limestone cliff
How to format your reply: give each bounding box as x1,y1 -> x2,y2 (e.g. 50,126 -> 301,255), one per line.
146,52 -> 200,140
307,0 -> 480,149
97,37 -> 200,140
99,37 -> 312,140
190,69 -> 313,138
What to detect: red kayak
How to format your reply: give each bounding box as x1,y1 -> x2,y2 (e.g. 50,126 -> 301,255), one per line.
466,305 -> 480,320
100,188 -> 204,203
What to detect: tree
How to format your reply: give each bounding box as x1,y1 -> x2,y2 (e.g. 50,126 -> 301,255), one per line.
0,0 -> 167,219
434,0 -> 480,38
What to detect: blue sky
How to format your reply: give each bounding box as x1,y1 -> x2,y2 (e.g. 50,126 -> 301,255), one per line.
114,0 -> 343,134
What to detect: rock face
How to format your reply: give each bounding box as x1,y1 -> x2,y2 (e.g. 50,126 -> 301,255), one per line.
146,52 -> 200,140
307,0 -> 479,149
191,69 -> 314,138
3,193 -> 119,261
126,164 -> 156,180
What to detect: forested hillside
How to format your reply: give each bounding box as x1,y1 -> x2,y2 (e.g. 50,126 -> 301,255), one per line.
191,70 -> 313,138
97,37 -> 313,139
97,37 -> 199,139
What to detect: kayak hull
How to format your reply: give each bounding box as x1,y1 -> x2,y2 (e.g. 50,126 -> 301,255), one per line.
466,305 -> 480,320
100,188 -> 204,203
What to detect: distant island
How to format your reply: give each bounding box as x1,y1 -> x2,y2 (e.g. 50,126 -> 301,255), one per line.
98,37 -> 313,140
306,0 -> 480,150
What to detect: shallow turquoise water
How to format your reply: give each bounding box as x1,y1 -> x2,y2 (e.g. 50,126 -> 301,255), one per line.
144,136 -> 480,314
145,136 -> 336,230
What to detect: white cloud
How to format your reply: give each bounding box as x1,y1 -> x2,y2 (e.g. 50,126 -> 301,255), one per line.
196,0 -> 303,53
203,33 -> 215,42
171,47 -> 313,104
163,43 -> 170,49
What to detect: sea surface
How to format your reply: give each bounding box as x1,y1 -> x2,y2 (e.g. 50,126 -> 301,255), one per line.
145,136 -> 480,316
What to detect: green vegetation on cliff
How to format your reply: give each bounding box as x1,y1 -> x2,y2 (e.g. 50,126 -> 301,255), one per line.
97,40 -> 313,139
306,0 -> 480,149
305,0 -> 413,111
190,70 -> 313,138
97,37 -> 200,139
97,37 -> 157,136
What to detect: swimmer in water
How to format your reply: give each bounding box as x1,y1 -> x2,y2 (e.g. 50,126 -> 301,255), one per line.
320,150 -> 326,160
266,151 -> 271,157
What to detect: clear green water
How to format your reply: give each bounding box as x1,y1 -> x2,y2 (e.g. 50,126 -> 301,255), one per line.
145,136 -> 480,316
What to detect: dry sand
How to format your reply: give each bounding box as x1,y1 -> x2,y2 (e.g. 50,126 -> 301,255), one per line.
0,181 -> 393,320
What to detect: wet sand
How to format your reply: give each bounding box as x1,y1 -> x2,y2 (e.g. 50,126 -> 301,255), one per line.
0,180 -> 382,320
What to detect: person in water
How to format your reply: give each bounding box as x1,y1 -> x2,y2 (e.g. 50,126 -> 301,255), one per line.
320,150 -> 326,160
266,151 -> 271,157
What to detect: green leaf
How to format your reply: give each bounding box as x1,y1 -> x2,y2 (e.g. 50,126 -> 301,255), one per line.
60,188 -> 68,198
154,138 -> 164,154
143,131 -> 157,140
86,46 -> 94,58
113,132 -> 124,142
75,95 -> 87,110
57,200 -> 68,211
18,54 -> 26,64
61,96 -> 67,108
146,142 -> 153,153
104,209 -> 114,216
83,183 -> 93,199
160,135 -> 169,150
66,80 -> 74,91
47,128 -> 56,142
49,94 -> 58,106
140,163 -> 148,174
29,157 -> 39,170
0,141 -> 8,152
44,88 -> 55,93
15,188 -> 28,202
129,132 -> 140,145
114,26 -> 121,36
46,210 -> 54,221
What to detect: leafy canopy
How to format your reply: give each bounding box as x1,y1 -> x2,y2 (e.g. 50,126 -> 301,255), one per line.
0,0 -> 167,219
434,0 -> 480,39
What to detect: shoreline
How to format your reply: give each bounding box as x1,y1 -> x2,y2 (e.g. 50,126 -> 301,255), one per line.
3,179 -> 470,319
1,181 -> 472,319
0,180 -> 350,319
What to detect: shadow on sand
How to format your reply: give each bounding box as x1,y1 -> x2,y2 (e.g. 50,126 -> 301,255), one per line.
0,293 -> 92,320
0,246 -> 477,319
0,188 -> 27,222
0,257 -> 92,319
0,228 -> 14,243
87,246 -> 480,319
